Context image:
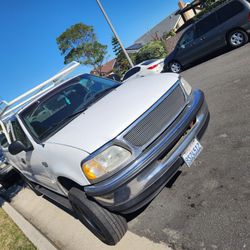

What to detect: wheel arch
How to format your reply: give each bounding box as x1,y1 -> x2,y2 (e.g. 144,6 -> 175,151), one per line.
58,176 -> 84,192
225,27 -> 248,43
169,59 -> 182,66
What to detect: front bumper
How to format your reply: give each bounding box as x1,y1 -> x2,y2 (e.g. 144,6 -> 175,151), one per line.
84,90 -> 209,214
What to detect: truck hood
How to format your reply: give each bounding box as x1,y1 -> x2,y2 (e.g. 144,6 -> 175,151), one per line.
46,73 -> 179,153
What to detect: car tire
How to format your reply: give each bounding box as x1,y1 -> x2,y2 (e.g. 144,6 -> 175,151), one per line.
68,187 -> 127,245
169,61 -> 182,73
228,29 -> 248,48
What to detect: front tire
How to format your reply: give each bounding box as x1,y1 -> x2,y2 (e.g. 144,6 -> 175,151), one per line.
169,61 -> 182,73
68,188 -> 127,245
228,29 -> 248,48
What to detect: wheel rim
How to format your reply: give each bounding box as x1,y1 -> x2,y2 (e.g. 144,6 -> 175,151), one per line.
72,203 -> 106,241
170,62 -> 181,73
230,32 -> 244,46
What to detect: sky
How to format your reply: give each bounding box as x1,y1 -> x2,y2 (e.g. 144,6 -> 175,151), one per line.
0,0 -> 178,101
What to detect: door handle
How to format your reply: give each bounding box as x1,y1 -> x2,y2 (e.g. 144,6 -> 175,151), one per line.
42,162 -> 48,168
21,158 -> 26,165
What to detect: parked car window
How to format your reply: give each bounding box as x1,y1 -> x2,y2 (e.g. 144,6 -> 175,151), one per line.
123,67 -> 141,81
217,1 -> 244,23
195,12 -> 219,37
20,74 -> 120,141
11,119 -> 32,148
178,27 -> 195,48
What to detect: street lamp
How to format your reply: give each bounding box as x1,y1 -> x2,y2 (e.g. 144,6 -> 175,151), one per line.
96,0 -> 134,68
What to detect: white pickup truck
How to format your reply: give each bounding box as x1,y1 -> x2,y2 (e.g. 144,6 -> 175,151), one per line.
0,62 -> 209,245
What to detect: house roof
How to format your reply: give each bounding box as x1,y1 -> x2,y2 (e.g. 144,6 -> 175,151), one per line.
126,43 -> 143,51
91,59 -> 116,75
126,43 -> 143,53
134,12 -> 181,45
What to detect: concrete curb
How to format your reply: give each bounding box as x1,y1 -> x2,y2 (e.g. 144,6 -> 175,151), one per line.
0,197 -> 58,250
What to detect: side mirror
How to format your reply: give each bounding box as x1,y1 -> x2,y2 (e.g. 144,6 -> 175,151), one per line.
8,141 -> 29,155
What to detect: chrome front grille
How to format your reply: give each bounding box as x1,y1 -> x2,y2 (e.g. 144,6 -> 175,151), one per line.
123,85 -> 186,147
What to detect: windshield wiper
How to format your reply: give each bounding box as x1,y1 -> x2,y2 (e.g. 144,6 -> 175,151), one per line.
95,86 -> 117,99
85,86 -> 118,107
38,86 -> 118,140
38,107 -> 87,140
62,107 -> 87,121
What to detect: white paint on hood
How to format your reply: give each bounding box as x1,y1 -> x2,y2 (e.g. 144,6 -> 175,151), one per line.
46,73 -> 179,153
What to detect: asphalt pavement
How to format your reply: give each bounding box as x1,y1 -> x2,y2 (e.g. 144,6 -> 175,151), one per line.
129,43 -> 250,250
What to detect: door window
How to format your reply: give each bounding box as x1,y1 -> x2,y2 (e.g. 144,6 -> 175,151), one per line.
11,119 -> 32,149
217,1 -> 244,23
123,67 -> 141,81
178,27 -> 195,48
195,13 -> 219,38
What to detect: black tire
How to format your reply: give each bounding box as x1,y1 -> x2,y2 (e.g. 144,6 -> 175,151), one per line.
227,29 -> 248,48
68,187 -> 127,245
169,61 -> 182,73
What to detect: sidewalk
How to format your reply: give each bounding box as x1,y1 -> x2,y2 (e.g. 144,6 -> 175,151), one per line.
10,187 -> 172,250
0,196 -> 57,250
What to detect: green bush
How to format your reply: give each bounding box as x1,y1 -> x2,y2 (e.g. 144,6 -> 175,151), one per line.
135,41 -> 167,64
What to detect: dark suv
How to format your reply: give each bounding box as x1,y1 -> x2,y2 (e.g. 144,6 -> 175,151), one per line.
163,0 -> 250,73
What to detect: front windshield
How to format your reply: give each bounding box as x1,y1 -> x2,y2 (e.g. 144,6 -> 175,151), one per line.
20,74 -> 120,141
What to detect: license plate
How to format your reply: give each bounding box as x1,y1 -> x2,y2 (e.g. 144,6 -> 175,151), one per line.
182,138 -> 203,167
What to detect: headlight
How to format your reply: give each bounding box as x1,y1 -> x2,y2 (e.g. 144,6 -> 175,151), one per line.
180,77 -> 192,95
82,146 -> 131,181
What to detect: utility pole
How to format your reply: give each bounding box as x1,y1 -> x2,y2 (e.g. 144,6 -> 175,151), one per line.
96,0 -> 134,68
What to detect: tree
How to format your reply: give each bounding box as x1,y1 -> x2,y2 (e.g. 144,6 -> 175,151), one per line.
135,41 -> 167,65
112,36 -> 135,76
56,23 -> 107,75
162,30 -> 176,40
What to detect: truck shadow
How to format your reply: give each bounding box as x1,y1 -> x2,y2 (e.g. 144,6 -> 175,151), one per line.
184,47 -> 230,72
125,170 -> 182,222
0,181 -> 24,205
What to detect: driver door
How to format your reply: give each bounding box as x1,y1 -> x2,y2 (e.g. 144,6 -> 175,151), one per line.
9,118 -> 59,191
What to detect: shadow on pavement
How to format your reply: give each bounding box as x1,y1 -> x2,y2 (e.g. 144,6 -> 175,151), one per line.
0,182 -> 24,205
125,170 -> 182,222
0,164 -> 24,206
42,195 -> 77,219
183,46 -> 234,72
